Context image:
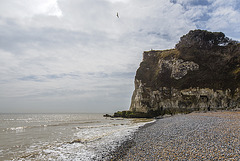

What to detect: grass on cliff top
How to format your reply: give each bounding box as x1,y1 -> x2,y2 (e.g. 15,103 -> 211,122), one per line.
233,67 -> 240,75
144,49 -> 180,59
159,49 -> 180,59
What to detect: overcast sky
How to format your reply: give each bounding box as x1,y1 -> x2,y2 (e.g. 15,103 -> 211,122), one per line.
0,0 -> 240,113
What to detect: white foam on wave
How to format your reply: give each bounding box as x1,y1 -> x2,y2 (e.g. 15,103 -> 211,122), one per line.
36,126 -> 138,160
8,126 -> 27,132
50,120 -> 154,160
74,123 -> 136,143
4,119 -> 15,121
16,118 -> 33,122
4,124 -> 49,132
75,123 -> 117,130
13,118 -> 155,160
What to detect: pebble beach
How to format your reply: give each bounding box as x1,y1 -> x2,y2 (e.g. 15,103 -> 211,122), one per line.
108,111 -> 240,160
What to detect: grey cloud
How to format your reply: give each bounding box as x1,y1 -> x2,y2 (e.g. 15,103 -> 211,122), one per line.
147,32 -> 173,41
1,0 -> 240,113
0,19 -> 109,53
86,72 -> 135,79
170,0 -> 211,6
18,73 -> 81,82
19,75 -> 45,82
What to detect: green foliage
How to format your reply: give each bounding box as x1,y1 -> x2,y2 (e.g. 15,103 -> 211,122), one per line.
113,108 -> 198,118
113,111 -> 153,118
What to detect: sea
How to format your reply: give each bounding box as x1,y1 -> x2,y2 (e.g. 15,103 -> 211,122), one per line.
0,113 -> 153,160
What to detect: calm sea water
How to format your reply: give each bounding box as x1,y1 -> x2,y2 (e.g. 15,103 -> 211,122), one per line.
0,113 -> 153,160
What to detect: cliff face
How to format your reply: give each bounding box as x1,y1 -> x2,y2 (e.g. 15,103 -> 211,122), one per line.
129,30 -> 240,116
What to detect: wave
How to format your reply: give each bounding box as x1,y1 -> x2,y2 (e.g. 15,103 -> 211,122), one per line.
75,123 -> 121,130
7,119 -> 155,161
49,121 -> 101,127
3,119 -> 15,121
5,126 -> 28,132
4,125 -> 43,132
70,129 -> 118,144
2,120 -> 101,132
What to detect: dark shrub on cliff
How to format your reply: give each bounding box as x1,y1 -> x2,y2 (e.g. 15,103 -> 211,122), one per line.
173,30 -> 240,91
113,111 -> 156,118
175,30 -> 237,50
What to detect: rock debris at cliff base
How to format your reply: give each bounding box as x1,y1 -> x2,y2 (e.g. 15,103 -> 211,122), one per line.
109,111 -> 240,160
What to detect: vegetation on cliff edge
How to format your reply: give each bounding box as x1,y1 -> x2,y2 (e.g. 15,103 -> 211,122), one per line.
136,30 -> 240,92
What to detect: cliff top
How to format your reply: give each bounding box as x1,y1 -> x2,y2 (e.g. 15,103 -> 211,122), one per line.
136,30 -> 240,92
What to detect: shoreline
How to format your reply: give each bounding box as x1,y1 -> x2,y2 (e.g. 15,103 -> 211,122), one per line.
106,111 -> 240,160
106,119 -> 157,160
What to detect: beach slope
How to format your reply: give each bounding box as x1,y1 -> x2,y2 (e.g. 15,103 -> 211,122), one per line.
110,111 -> 240,160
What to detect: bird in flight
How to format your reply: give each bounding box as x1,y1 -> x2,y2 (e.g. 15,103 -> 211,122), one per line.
117,12 -> 119,18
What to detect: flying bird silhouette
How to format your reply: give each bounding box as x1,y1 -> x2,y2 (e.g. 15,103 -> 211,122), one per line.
117,12 -> 119,18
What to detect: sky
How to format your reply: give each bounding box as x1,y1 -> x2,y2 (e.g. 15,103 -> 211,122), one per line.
0,0 -> 240,113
